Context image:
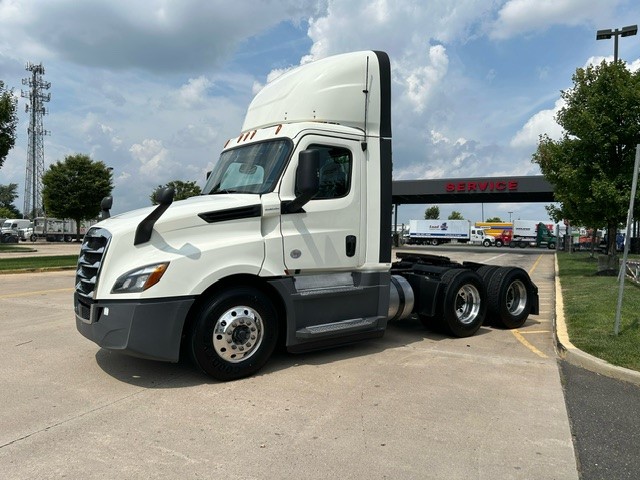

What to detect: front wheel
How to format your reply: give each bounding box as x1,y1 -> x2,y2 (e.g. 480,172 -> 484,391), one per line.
190,287 -> 278,381
495,239 -> 503,247
483,239 -> 492,247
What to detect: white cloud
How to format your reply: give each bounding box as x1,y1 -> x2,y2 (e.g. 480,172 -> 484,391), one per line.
176,76 -> 212,108
129,139 -> 176,179
0,0 -> 322,72
490,0 -> 622,39
399,45 -> 449,113
510,98 -> 565,148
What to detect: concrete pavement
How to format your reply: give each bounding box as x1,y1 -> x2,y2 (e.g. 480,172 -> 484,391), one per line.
0,252 -> 580,479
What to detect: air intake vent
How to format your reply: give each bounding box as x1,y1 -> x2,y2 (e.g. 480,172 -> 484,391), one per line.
75,227 -> 111,299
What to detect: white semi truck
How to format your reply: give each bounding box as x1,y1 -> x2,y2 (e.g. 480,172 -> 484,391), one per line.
407,219 -> 495,246
75,51 -> 539,381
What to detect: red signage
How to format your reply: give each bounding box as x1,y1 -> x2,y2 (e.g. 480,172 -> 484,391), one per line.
445,180 -> 518,193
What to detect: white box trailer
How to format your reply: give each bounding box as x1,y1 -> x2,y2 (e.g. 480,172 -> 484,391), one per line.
407,219 -> 494,246
30,217 -> 98,242
74,51 -> 539,381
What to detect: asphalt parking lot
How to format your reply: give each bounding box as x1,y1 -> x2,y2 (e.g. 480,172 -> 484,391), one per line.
0,248 -> 579,479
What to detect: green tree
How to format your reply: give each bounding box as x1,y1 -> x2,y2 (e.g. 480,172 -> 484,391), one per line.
424,206 -> 440,219
448,210 -> 464,220
485,217 -> 502,223
42,154 -> 113,240
0,81 -> 18,170
150,180 -> 201,205
0,183 -> 21,217
533,61 -> 640,258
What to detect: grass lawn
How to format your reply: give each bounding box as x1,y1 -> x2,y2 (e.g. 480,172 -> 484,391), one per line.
0,244 -> 36,253
0,255 -> 78,272
557,252 -> 640,372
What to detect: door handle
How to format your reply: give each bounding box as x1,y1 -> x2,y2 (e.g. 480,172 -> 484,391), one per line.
346,235 -> 357,257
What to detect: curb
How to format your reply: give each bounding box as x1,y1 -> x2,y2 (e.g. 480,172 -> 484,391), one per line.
554,255 -> 640,386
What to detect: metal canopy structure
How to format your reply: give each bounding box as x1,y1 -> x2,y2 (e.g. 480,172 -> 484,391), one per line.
392,175 -> 555,205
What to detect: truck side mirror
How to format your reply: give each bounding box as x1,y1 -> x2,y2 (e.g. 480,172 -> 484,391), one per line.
155,186 -> 175,206
284,149 -> 320,214
134,187 -> 175,245
100,196 -> 113,220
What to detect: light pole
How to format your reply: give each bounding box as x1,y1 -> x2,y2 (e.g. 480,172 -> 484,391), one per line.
596,25 -> 638,63
508,211 -> 513,223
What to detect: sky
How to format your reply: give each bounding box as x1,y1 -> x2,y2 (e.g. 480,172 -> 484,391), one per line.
1,0 -> 639,226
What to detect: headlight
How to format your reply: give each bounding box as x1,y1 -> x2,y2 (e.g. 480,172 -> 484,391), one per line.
111,262 -> 170,293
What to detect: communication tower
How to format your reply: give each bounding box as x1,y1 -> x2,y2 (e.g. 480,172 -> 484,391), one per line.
21,62 -> 50,218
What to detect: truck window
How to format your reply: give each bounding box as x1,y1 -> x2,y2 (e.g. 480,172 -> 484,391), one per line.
203,139 -> 292,195
306,145 -> 352,200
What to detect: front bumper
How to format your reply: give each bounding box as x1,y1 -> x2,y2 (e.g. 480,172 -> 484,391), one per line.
75,293 -> 195,362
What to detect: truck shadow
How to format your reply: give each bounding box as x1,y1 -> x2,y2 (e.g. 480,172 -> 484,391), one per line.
93,317 -> 493,388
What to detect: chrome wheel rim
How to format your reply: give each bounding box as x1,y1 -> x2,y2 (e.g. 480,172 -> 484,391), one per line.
506,280 -> 527,316
454,284 -> 481,325
212,306 -> 263,363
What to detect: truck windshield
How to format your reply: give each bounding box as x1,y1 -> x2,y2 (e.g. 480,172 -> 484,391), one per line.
202,139 -> 292,195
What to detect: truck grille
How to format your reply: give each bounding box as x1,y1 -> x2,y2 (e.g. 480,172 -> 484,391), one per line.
75,227 -> 111,299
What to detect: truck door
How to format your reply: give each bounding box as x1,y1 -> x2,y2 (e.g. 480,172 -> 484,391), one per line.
279,136 -> 363,272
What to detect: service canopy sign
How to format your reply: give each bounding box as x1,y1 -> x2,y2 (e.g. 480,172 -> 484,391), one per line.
445,180 -> 519,193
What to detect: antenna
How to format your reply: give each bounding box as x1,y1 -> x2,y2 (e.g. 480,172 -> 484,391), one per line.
361,56 -> 370,152
21,62 -> 51,218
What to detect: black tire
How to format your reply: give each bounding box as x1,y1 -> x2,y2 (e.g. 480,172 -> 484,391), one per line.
483,239 -> 492,247
476,265 -> 500,325
487,267 -> 533,329
495,239 -> 503,247
518,241 -> 526,248
430,239 -> 439,246
190,287 -> 278,381
476,265 -> 499,287
30,234 -> 37,242
548,242 -> 556,249
438,269 -> 486,338
509,242 -> 516,248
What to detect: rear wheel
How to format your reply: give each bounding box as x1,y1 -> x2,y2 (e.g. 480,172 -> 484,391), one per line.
438,269 -> 486,337
190,287 -> 278,381
487,267 -> 533,329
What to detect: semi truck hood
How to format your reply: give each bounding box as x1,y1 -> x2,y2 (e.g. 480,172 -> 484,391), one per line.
96,194 -> 264,237
89,193 -> 277,299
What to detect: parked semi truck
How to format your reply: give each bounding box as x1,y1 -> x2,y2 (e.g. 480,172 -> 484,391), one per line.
474,221 -> 513,247
75,51 -> 539,381
407,219 -> 495,246
509,220 -> 556,249
1,218 -> 32,243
